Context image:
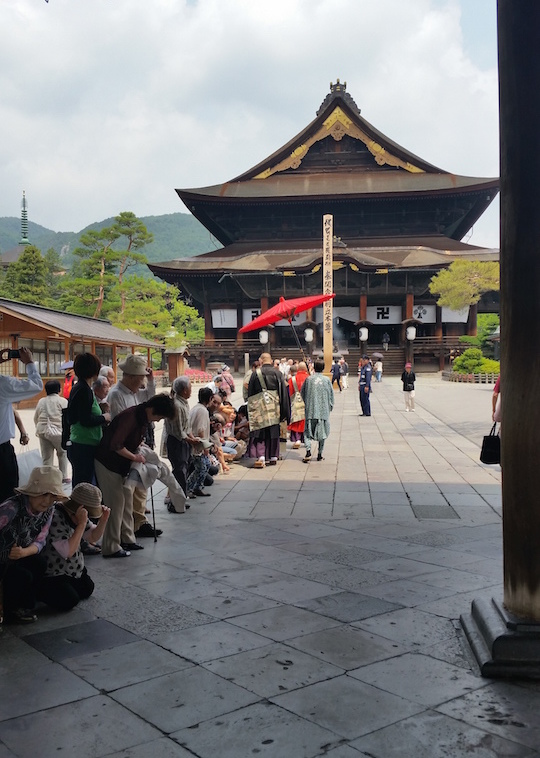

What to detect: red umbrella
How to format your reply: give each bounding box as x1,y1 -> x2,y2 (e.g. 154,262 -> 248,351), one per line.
239,294 -> 335,333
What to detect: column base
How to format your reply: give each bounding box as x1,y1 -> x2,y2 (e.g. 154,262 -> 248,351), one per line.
461,596 -> 540,678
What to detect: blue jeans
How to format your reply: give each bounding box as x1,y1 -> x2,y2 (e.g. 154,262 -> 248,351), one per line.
187,454 -> 210,492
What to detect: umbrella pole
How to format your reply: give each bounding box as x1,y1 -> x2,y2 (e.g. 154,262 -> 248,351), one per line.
289,319 -> 307,362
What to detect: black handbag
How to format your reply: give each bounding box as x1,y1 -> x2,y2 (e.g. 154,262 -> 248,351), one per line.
480,423 -> 500,464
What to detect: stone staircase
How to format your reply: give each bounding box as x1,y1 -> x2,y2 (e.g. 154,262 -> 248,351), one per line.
344,346 -> 406,376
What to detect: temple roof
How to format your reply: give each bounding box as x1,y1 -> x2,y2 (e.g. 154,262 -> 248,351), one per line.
175,82 -> 498,246
148,236 -> 498,279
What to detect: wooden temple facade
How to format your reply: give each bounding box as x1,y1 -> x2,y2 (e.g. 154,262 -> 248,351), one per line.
149,82 -> 499,370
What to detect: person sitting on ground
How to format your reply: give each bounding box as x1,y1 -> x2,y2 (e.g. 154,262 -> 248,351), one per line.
209,414 -> 232,473
234,405 -> 250,443
39,483 -> 111,611
0,466 -> 64,625
34,380 -> 70,484
220,365 -> 235,397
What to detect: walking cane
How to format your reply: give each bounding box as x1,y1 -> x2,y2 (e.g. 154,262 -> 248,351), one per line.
149,486 -> 158,544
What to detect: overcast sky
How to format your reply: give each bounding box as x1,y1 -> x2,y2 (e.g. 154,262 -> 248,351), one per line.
0,0 -> 498,248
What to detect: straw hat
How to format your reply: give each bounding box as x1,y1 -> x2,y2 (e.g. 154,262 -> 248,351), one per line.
118,355 -> 148,375
15,466 -> 65,498
64,483 -> 103,519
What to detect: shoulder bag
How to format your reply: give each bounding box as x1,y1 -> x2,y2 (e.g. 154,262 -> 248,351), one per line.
480,422 -> 500,464
248,368 -> 281,431
290,376 -> 305,424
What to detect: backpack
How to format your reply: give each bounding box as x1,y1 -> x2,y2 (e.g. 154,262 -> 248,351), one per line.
290,376 -> 305,424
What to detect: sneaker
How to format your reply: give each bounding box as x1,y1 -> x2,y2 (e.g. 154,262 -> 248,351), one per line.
135,523 -> 163,538
8,608 -> 38,624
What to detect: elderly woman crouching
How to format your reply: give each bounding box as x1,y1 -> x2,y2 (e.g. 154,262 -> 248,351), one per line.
0,466 -> 64,625
38,483 -> 110,611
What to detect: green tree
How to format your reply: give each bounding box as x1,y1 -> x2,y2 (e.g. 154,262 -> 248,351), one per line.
113,212 -> 153,312
168,297 -> 205,344
1,245 -> 50,305
43,247 -> 64,299
60,212 -> 153,319
429,260 -> 499,310
109,275 -> 173,340
459,313 -> 499,357
71,227 -> 122,318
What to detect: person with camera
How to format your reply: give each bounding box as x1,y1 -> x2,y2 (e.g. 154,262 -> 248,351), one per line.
0,347 -> 43,503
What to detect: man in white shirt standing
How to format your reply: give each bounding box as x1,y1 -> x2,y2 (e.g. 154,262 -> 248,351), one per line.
107,354 -> 161,538
0,347 -> 43,503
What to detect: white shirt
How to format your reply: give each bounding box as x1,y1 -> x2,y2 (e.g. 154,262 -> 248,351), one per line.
0,363 -> 43,444
189,403 -> 210,454
107,377 -> 156,419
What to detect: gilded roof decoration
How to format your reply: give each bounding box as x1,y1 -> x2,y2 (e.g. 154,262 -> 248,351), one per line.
254,106 -> 424,179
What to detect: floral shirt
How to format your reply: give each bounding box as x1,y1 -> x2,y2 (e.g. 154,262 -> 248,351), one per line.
42,506 -> 95,579
0,494 -> 54,562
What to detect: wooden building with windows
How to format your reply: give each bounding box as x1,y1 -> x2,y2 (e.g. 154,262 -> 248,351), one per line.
0,298 -> 162,404
149,81 -> 499,370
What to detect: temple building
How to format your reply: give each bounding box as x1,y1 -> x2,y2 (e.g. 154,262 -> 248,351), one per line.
149,81 -> 499,369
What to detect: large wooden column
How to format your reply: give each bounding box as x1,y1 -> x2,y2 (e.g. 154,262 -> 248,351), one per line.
460,0 -> 540,677
499,0 -> 540,620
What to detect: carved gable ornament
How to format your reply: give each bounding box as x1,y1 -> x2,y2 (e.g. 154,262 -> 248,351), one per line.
255,106 -> 424,179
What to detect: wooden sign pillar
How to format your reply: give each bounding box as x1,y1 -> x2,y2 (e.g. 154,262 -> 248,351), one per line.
322,214 -> 333,373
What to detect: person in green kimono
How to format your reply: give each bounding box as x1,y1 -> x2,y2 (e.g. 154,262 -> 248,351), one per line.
300,359 -> 334,462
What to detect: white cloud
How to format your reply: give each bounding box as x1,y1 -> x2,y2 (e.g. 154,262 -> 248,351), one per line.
0,0 -> 498,247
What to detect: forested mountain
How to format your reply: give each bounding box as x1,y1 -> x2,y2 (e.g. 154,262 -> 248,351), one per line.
0,212 -> 221,267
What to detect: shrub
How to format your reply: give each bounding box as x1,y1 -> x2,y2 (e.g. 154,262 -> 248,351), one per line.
452,348 -> 500,374
480,359 -> 500,374
452,348 -> 484,373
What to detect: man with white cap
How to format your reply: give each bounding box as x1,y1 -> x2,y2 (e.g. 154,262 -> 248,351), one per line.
107,355 -> 161,538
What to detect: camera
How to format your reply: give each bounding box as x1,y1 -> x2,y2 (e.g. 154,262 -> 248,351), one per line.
7,349 -> 20,359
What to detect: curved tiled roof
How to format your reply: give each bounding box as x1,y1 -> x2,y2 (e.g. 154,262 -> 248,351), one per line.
0,298 -> 161,348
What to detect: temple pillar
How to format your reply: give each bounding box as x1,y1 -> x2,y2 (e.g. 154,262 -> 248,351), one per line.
405,292 -> 414,320
204,303 -> 215,344
467,303 -> 478,336
460,0 -> 540,677
236,305 -> 244,346
435,305 -> 443,339
359,292 -> 367,322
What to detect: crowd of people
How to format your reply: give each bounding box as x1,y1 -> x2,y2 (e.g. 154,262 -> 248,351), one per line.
1,346 -> 421,628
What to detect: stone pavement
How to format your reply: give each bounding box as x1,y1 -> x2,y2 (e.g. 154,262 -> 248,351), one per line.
2,376 -> 540,757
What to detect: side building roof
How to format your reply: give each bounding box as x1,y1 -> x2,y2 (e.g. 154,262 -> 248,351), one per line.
0,298 -> 161,348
